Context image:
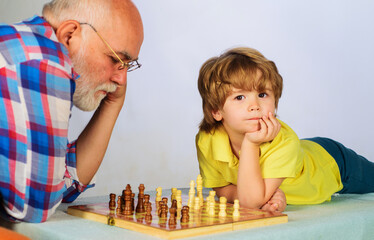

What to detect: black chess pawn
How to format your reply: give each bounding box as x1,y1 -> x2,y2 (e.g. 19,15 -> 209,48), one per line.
109,193 -> 116,211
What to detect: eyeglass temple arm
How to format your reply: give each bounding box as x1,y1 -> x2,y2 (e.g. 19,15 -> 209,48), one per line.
80,23 -> 125,66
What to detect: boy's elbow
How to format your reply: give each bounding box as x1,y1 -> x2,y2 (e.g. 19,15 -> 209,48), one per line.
238,195 -> 266,209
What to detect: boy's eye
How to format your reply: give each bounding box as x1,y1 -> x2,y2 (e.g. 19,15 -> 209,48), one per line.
234,95 -> 245,100
259,93 -> 267,98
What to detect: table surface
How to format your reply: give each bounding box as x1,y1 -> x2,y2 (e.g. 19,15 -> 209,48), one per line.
2,189 -> 374,240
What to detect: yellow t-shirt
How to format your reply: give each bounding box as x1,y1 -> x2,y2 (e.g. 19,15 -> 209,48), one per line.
195,120 -> 343,204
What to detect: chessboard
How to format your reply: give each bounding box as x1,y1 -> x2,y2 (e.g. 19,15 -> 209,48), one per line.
67,183 -> 288,239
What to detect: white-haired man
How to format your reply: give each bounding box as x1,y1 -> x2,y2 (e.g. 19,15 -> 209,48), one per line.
0,0 -> 143,222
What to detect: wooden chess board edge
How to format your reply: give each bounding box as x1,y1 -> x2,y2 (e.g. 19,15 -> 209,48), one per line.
67,206 -> 288,240
67,206 -> 233,239
232,215 -> 288,231
166,223 -> 233,239
67,207 -> 107,225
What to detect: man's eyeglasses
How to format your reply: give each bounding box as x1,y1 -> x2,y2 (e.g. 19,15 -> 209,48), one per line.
79,22 -> 141,72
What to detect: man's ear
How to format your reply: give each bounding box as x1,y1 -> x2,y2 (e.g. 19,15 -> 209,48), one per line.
212,110 -> 223,121
55,20 -> 82,52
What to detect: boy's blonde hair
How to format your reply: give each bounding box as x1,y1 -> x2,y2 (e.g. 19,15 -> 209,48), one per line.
197,47 -> 283,133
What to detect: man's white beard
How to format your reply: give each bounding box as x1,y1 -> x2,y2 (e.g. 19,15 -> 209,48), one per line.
71,47 -> 117,112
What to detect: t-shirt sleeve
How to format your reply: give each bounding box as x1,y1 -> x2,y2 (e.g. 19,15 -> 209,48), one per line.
196,134 -> 230,188
260,126 -> 301,179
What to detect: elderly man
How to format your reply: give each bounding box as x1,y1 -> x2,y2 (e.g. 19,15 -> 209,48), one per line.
0,0 -> 143,222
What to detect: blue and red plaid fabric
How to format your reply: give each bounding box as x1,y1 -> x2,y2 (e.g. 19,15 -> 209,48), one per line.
0,16 -> 94,223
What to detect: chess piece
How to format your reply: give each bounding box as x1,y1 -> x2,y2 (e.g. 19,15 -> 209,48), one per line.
121,189 -> 126,207
156,187 -> 162,208
171,188 -> 177,201
124,199 -> 132,215
160,203 -> 168,218
188,180 -> 195,208
196,175 -> 204,206
123,188 -> 132,215
144,194 -> 150,207
169,207 -> 177,225
139,184 -> 145,195
233,199 -> 240,219
162,197 -> 169,213
131,193 -> 135,211
116,196 -> 122,214
171,199 -> 177,209
136,195 -> 145,213
194,197 -> 200,211
181,206 -> 190,223
208,200 -> 215,216
209,190 -> 216,200
205,196 -> 211,213
158,201 -> 163,216
109,193 -> 116,211
145,202 -> 152,223
218,197 -> 227,218
136,184 -> 145,213
176,190 -> 182,209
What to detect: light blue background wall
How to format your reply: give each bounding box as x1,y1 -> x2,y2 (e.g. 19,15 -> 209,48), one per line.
1,0 -> 373,198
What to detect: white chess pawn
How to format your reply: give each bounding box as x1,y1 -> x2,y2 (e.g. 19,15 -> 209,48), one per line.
218,197 -> 227,218
233,199 -> 240,219
208,201 -> 215,216
209,190 -> 216,203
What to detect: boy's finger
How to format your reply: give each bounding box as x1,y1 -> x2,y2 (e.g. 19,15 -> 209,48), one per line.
259,119 -> 268,135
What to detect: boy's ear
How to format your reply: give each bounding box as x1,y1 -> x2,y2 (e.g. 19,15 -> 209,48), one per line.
55,20 -> 82,53
211,110 -> 223,121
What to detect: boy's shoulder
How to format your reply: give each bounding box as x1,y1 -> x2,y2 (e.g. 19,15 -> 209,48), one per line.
196,126 -> 228,145
196,127 -> 232,156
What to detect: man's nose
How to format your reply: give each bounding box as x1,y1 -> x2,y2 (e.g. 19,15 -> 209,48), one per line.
111,70 -> 127,86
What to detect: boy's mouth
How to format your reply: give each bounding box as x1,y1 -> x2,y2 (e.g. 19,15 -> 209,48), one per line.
248,117 -> 261,121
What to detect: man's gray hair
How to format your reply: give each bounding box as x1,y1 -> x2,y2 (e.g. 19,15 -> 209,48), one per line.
42,0 -> 110,28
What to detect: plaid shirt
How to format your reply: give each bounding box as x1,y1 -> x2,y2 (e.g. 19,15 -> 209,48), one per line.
0,16 -> 94,223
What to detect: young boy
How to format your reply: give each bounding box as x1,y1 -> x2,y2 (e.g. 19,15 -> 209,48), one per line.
196,47 -> 374,211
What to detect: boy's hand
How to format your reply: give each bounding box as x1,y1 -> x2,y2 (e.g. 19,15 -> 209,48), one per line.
261,188 -> 287,212
244,112 -> 281,145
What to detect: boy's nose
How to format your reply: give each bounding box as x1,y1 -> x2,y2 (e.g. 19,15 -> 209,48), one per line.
248,103 -> 260,111
249,104 -> 260,112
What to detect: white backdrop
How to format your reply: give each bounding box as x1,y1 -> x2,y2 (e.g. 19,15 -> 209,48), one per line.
1,0 -> 374,198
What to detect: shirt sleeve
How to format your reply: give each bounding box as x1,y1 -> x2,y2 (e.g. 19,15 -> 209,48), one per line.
63,140 -> 95,203
260,124 -> 301,179
196,133 -> 230,188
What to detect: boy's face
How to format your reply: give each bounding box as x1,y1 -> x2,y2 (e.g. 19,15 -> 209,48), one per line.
212,83 -> 276,135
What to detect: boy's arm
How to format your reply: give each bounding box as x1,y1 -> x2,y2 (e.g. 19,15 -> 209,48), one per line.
237,139 -> 284,208
238,113 -> 283,209
213,185 -> 287,212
